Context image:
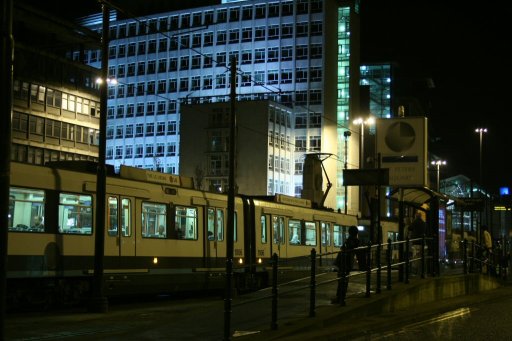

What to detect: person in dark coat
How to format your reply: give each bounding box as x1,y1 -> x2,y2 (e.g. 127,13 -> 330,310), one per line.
332,225 -> 364,303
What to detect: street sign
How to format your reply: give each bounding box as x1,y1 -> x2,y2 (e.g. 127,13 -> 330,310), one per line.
376,117 -> 428,187
343,168 -> 389,186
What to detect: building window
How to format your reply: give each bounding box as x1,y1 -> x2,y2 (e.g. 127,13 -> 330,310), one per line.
203,32 -> 213,46
267,70 -> 279,85
255,4 -> 266,19
311,44 -> 322,59
216,52 -> 226,67
203,54 -> 213,68
166,142 -> 176,156
179,78 -> 189,91
311,21 -> 322,35
158,38 -> 168,52
216,9 -> 227,23
157,80 -> 167,94
192,33 -> 201,48
216,30 -> 226,45
241,27 -> 252,42
135,144 -> 143,158
191,55 -> 201,69
296,22 -> 308,37
267,47 -> 279,62
296,45 -> 308,60
167,121 -> 177,135
125,145 -> 133,158
180,56 -> 189,70
135,124 -> 144,137
254,49 -> 265,63
126,104 -> 134,117
157,101 -> 166,115
242,5 -> 253,20
281,69 -> 292,84
268,25 -> 279,40
229,29 -> 239,44
136,102 -> 144,116
216,74 -> 226,88
125,124 -> 133,138
203,75 -> 212,90
169,58 -> 177,71
156,122 -> 165,135
309,136 -> 321,151
254,27 -> 265,41
295,159 -> 303,175
145,145 -> 154,157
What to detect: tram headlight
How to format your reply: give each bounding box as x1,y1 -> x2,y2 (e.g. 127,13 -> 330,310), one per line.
238,258 -> 244,265
257,258 -> 262,264
153,257 -> 158,264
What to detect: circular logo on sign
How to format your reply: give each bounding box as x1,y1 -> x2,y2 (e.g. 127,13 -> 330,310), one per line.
385,122 -> 415,152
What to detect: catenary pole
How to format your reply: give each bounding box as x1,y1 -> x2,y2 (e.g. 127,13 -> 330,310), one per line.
223,56 -> 237,340
90,1 -> 109,313
0,0 -> 13,338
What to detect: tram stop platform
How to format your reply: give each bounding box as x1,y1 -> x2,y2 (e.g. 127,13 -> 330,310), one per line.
240,270 -> 507,340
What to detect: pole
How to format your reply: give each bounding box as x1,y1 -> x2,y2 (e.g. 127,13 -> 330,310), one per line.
0,0 -> 13,337
223,56 -> 237,341
90,2 -> 109,312
343,131 -> 351,214
436,164 -> 440,192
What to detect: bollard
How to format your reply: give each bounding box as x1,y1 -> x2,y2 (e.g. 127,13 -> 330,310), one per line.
271,253 -> 278,330
386,238 -> 392,290
376,242 -> 382,294
309,248 -> 316,317
421,234 -> 426,279
365,242 -> 372,298
405,236 -> 410,284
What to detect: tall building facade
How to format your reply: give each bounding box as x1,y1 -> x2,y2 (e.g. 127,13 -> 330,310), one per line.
11,4 -> 101,166
80,0 -> 361,211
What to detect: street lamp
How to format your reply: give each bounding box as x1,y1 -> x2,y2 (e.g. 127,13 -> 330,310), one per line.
431,160 -> 446,192
475,128 -> 487,186
353,117 -> 375,170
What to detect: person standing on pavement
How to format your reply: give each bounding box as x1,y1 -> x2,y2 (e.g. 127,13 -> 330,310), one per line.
482,225 -> 493,274
332,225 -> 362,304
408,210 -> 426,274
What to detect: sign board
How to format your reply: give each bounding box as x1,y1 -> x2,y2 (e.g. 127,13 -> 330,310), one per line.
343,168 -> 389,186
376,117 -> 428,187
455,198 -> 484,211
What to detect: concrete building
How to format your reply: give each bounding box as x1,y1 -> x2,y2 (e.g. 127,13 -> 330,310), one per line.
180,100 -> 294,195
11,4 -> 101,165
80,0 -> 361,212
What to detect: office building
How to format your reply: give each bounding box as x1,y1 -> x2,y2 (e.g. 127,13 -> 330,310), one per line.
11,3 -> 101,166
80,0 -> 361,211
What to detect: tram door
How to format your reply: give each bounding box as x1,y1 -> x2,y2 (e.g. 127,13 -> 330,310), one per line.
271,215 -> 285,259
320,222 -> 333,255
206,207 -> 225,262
105,196 -> 135,257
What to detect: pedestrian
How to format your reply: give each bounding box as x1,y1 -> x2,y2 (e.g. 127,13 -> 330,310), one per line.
332,225 -> 362,304
482,225 -> 492,274
408,210 -> 426,274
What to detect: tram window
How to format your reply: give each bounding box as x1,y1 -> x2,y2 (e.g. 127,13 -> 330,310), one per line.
207,208 -> 224,241
142,202 -> 166,238
305,221 -> 316,246
217,209 -> 224,241
108,196 -> 118,236
288,219 -> 301,245
272,216 -> 285,244
8,187 -> 45,232
260,215 -> 267,244
121,198 -> 131,237
321,222 -> 331,246
233,211 -> 237,241
58,193 -> 92,234
175,206 -> 197,240
333,224 -> 343,247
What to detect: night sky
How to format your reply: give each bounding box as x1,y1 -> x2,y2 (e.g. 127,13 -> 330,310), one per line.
360,1 -> 512,193
16,0 -> 512,193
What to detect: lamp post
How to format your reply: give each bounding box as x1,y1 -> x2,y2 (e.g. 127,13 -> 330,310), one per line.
353,117 -> 375,240
343,130 -> 351,214
431,160 -> 446,192
353,117 -> 375,170
475,128 -> 487,186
